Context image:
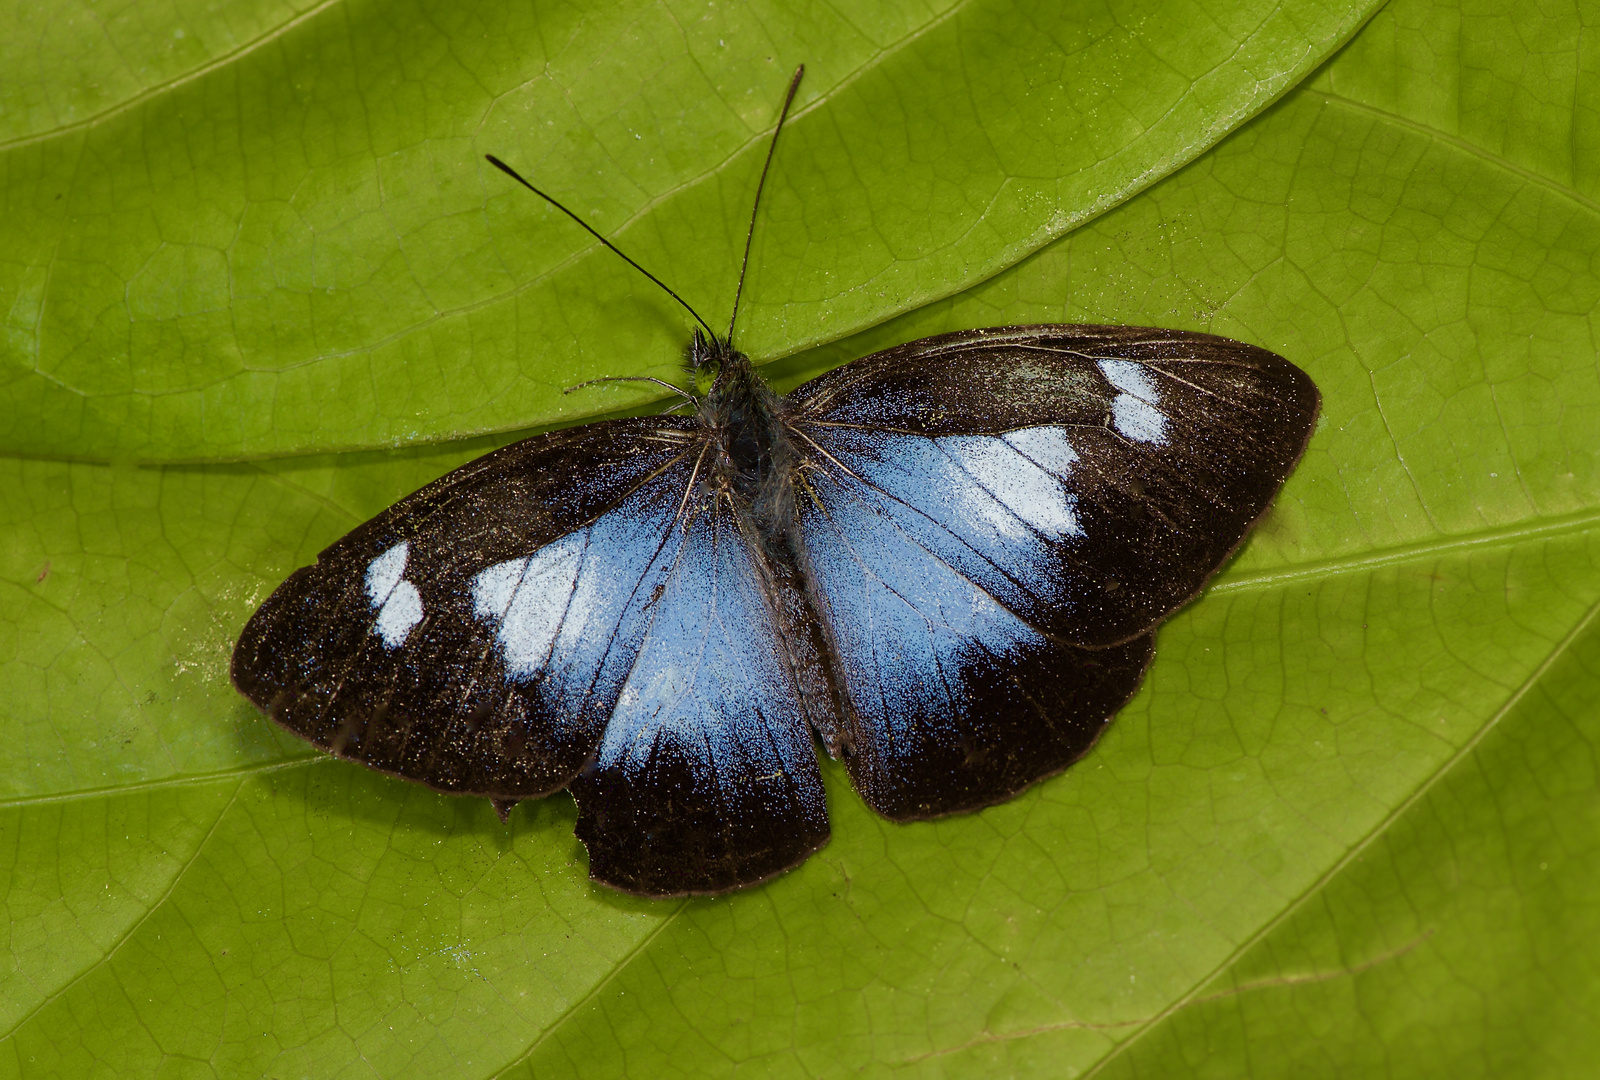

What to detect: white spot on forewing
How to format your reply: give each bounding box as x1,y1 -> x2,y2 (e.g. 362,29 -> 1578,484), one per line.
1004,425 -> 1079,475
374,582 -> 423,648
365,542 -> 423,648
940,430 -> 1082,539
1097,358 -> 1168,444
365,542 -> 409,606
471,534 -> 585,679
1111,394 -> 1168,444
471,558 -> 528,622
1097,358 -> 1158,400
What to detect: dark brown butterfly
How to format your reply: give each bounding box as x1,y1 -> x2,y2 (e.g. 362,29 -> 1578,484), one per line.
232,68 -> 1319,897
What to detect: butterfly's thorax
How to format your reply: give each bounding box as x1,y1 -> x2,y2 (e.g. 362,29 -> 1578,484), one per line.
696,343 -> 796,535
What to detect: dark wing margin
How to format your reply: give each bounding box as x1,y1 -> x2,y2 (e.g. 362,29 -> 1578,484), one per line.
231,418 -> 705,806
785,323 -> 1317,818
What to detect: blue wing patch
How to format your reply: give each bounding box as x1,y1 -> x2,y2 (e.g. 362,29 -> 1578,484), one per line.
801,457 -> 1046,734
802,425 -> 1092,623
464,493 -> 689,741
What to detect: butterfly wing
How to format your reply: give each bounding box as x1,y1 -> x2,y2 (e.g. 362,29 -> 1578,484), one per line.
785,324 -> 1318,819
792,472 -> 1156,820
233,417 -> 827,895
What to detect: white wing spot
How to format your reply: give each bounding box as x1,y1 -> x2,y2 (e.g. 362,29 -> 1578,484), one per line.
941,428 -> 1082,539
1098,358 -> 1169,444
365,541 -> 424,648
374,582 -> 423,648
1004,425 -> 1079,474
472,535 -> 585,680
471,558 -> 527,622
365,543 -> 407,603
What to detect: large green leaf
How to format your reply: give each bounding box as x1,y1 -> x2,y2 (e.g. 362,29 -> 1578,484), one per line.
0,0 -> 1369,462
3,0 -> 1598,1076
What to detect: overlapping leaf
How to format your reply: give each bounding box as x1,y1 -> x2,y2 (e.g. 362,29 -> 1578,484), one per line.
0,0 -> 1369,461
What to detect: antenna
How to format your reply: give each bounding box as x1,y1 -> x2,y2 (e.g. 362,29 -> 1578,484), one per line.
563,374 -> 697,404
727,64 -> 805,346
484,153 -> 719,343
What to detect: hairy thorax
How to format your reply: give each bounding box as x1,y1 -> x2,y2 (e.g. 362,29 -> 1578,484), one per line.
695,342 -> 798,536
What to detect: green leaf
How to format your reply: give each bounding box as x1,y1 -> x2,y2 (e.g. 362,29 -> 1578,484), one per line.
0,0 -> 1372,461
4,0 -> 1598,1077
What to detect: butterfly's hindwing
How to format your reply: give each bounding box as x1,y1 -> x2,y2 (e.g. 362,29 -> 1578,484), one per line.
570,490 -> 828,896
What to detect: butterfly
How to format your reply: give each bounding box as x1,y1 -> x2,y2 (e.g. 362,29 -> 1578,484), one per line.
231,67 -> 1319,897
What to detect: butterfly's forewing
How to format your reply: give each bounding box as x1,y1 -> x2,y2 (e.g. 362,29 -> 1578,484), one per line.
569,490 -> 828,896
233,419 -> 708,803
786,325 -> 1319,819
